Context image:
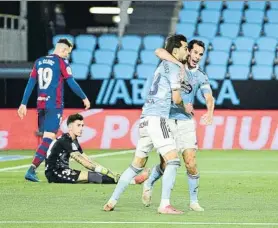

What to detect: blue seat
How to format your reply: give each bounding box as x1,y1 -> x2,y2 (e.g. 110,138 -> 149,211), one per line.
211,37 -> 232,51
242,23 -> 261,38
267,10 -> 278,23
256,37 -> 277,51
264,24 -> 278,38
98,34 -> 118,52
270,1 -> 278,9
121,35 -> 142,51
71,50 -> 92,66
52,34 -> 74,46
75,35 -> 96,52
90,64 -> 111,79
231,51 -> 252,66
117,50 -> 138,66
204,1 -> 223,10
245,10 -> 264,24
208,51 -> 229,65
229,65 -> 249,80
247,1 -> 266,10
71,64 -> 89,80
198,23 -> 217,39
143,35 -> 164,50
220,23 -> 240,38
48,49 -> 54,55
252,65 -> 273,80
206,65 -> 226,80
223,10 -> 242,24
183,1 -> 201,10
226,1 -> 245,10
176,23 -> 195,37
140,50 -> 160,65
114,64 -> 134,79
94,50 -> 115,65
179,10 -> 199,24
234,37 -> 255,51
254,51 -> 275,65
201,10 -> 220,23
136,64 -> 157,79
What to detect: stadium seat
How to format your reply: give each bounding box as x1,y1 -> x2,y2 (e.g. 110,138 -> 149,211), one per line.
203,1 -> 223,10
245,10 -> 264,24
222,10 -> 242,24
114,64 -> 134,79
201,10 -> 221,23
256,37 -> 277,51
252,65 -> 273,80
254,51 -> 275,65
220,23 -> 240,38
183,1 -> 201,10
136,64 -> 157,79
98,34 -> 118,52
229,65 -> 249,80
117,50 -> 138,66
211,37 -> 232,51
270,1 -> 278,9
198,23 -> 217,39
75,35 -> 97,52
264,24 -> 278,38
179,10 -> 199,24
267,10 -> 278,23
71,50 -> 92,66
206,65 -> 226,80
71,64 -> 89,80
242,23 -> 261,38
48,49 -> 54,55
140,50 -> 160,65
94,50 -> 115,65
121,35 -> 142,51
52,34 -> 74,46
176,23 -> 195,38
226,1 -> 245,10
234,37 -> 255,51
208,51 -> 229,65
90,64 -> 111,79
231,51 -> 252,66
247,1 -> 266,10
143,35 -> 164,50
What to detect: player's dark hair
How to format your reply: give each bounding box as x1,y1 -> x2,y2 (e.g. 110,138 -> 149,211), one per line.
67,113 -> 83,126
57,38 -> 73,48
165,34 -> 187,54
188,40 -> 205,52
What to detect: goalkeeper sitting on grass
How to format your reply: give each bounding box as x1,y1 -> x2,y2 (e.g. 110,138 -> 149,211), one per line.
44,113 -> 149,184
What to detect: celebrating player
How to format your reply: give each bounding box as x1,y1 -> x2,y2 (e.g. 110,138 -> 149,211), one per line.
18,38 -> 90,182
103,34 -> 189,214
142,39 -> 215,211
45,113 -> 149,184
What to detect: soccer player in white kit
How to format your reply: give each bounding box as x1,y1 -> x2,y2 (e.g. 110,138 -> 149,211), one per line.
142,39 -> 215,212
103,35 -> 189,214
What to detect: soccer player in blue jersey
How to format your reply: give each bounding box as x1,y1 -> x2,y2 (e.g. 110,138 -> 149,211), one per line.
142,39 -> 215,212
18,38 -> 90,182
103,35 -> 189,214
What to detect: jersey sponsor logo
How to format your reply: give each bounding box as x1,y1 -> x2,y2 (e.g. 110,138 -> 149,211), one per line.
71,142 -> 78,151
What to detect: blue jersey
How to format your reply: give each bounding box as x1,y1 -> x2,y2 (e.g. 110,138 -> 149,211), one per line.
169,65 -> 212,120
141,60 -> 181,119
21,54 -> 86,110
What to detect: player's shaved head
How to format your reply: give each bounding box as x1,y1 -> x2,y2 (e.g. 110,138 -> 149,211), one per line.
53,38 -> 73,58
57,38 -> 73,48
67,113 -> 84,126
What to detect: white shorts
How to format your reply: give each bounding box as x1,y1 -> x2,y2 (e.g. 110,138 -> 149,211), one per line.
168,118 -> 198,153
135,116 -> 176,158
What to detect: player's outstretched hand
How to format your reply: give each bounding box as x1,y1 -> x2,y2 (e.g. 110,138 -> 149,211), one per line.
184,103 -> 194,114
17,104 -> 27,120
83,98 -> 90,110
201,112 -> 213,125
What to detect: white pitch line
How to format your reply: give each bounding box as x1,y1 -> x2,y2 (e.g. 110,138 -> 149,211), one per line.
0,150 -> 134,172
0,221 -> 278,226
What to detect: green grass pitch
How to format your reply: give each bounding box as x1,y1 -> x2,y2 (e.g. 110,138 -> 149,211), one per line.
0,149 -> 277,228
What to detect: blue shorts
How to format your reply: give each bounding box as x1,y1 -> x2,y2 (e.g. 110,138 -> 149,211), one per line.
38,109 -> 63,134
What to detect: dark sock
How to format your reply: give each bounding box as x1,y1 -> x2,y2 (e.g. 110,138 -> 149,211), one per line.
32,137 -> 53,168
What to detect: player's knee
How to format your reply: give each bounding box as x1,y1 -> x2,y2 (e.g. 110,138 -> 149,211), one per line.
163,149 -> 179,162
132,156 -> 147,168
185,161 -> 198,175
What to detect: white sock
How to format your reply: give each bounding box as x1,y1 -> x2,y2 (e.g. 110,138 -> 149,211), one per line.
160,199 -> 170,208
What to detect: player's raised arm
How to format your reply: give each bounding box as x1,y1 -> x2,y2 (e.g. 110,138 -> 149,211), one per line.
18,62 -> 38,119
